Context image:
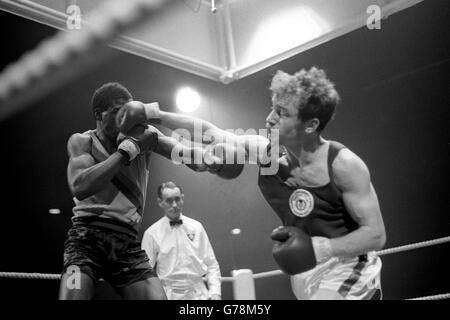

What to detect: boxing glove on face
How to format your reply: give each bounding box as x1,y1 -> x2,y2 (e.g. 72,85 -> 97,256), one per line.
117,125 -> 159,161
116,101 -> 161,134
271,226 -> 318,275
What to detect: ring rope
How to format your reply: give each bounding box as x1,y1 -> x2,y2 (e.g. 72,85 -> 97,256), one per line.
0,272 -> 60,280
2,236 -> 448,281
250,236 -> 450,279
1,236 -> 448,281
0,271 -> 238,283
405,293 -> 450,300
376,236 -> 450,256
0,0 -> 170,121
0,272 -> 447,300
253,270 -> 283,280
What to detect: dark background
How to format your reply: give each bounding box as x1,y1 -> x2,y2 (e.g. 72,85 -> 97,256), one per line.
0,0 -> 449,300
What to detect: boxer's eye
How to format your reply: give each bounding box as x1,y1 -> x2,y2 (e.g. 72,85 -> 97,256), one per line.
278,106 -> 290,117
271,106 -> 281,117
111,106 -> 121,114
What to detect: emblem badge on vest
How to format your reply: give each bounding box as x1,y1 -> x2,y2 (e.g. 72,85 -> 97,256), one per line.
289,189 -> 314,218
187,233 -> 195,241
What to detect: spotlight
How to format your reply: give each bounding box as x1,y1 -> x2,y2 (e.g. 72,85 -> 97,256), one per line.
176,87 -> 200,112
231,228 -> 241,235
49,208 -> 61,215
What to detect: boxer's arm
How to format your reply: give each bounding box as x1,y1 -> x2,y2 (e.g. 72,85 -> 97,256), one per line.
67,133 -> 128,200
147,126 -> 209,172
328,149 -> 386,258
159,111 -> 225,143
235,134 -> 271,165
159,111 -> 269,163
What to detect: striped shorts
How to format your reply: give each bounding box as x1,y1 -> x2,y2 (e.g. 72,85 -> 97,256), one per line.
290,252 -> 382,300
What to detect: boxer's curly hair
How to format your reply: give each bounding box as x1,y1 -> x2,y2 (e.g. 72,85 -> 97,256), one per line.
91,82 -> 133,120
269,67 -> 340,132
157,181 -> 183,199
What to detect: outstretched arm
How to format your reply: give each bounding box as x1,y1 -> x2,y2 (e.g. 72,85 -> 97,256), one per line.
160,110 -> 234,144
116,101 -> 225,144
159,110 -> 271,164
147,125 -> 209,172
119,101 -> 272,167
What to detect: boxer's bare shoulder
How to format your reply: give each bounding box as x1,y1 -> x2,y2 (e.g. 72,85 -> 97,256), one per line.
67,132 -> 92,156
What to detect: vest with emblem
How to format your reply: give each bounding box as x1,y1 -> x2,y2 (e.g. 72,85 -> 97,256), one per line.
258,141 -> 358,238
72,130 -> 149,232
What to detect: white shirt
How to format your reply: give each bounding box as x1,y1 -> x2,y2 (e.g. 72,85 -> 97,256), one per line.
142,214 -> 221,297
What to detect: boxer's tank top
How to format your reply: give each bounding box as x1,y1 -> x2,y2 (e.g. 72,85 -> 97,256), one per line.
72,130 -> 149,233
258,141 -> 358,238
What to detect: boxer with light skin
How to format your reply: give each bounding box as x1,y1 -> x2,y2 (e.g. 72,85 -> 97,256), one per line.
121,67 -> 387,300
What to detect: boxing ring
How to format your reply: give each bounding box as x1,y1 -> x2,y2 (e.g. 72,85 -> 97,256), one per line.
0,0 -> 448,301
1,236 -> 449,300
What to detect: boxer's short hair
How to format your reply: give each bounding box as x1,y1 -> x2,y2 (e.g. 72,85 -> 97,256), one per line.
91,82 -> 133,119
270,67 -> 340,132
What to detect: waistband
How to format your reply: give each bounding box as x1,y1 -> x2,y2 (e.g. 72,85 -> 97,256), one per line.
162,277 -> 206,291
72,216 -> 138,238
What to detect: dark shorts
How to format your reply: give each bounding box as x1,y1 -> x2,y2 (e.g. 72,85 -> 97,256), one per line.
62,220 -> 157,289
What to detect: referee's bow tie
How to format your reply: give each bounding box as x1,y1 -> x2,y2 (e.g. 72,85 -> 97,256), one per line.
170,219 -> 183,226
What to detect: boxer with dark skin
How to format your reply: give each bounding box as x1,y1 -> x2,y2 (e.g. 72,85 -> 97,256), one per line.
59,82 -> 214,300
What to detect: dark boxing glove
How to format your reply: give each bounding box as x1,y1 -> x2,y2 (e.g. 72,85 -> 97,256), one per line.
203,142 -> 245,180
117,125 -> 159,161
271,226 -> 317,275
116,101 -> 161,134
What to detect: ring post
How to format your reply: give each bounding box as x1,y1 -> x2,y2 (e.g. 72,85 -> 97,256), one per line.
231,269 -> 256,300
